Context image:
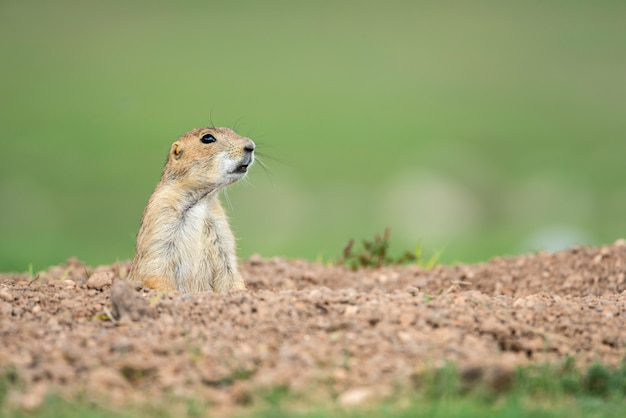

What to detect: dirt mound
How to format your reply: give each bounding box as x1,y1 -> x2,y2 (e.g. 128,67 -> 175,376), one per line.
1,240 -> 625,412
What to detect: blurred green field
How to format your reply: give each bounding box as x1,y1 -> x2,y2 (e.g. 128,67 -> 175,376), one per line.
1,0 -> 625,272
3,361 -> 626,417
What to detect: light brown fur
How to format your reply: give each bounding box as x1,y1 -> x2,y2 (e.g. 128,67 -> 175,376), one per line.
129,127 -> 255,293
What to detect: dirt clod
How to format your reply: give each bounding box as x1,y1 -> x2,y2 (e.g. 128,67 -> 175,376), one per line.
110,279 -> 152,321
86,272 -> 113,290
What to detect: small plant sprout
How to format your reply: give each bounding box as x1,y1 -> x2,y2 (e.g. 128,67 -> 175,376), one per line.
59,267 -> 71,282
149,292 -> 166,307
115,259 -> 127,280
415,240 -> 443,269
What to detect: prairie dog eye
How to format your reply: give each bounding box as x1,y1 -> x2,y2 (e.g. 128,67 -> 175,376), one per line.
200,133 -> 216,144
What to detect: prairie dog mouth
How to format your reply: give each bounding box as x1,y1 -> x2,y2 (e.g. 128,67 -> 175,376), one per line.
235,164 -> 249,174
232,155 -> 254,174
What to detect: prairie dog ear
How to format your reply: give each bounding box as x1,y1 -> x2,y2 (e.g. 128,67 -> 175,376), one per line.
171,142 -> 183,160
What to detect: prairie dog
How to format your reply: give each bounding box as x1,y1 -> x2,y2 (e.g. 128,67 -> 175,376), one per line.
129,127 -> 254,293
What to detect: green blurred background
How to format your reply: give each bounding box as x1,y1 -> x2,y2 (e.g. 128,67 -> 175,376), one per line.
1,0 -> 625,272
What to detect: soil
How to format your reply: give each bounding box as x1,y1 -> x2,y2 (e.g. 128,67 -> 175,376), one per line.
1,240 -> 626,413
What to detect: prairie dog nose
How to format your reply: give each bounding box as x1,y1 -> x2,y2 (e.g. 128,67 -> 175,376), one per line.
243,140 -> 255,153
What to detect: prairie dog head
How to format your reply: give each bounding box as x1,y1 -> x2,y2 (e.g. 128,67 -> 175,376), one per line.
164,127 -> 255,191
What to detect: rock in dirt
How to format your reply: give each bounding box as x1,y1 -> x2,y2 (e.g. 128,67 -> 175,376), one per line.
338,387 -> 375,406
86,272 -> 113,290
110,279 -> 152,321
0,301 -> 12,316
88,367 -> 130,390
0,288 -> 13,302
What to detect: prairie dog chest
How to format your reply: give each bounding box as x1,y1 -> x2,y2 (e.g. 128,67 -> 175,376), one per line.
179,198 -> 210,242
175,198 -> 235,259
